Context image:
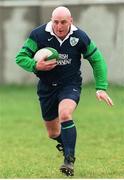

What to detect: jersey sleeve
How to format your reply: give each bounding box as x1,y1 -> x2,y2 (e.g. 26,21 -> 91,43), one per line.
81,32 -> 108,90
16,30 -> 39,72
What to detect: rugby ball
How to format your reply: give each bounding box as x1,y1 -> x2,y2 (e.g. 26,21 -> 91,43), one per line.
34,47 -> 59,61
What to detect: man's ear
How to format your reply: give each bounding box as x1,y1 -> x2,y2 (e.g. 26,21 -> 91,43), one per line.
71,17 -> 73,24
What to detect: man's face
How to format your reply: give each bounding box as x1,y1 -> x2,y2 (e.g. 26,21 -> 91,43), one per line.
51,16 -> 72,40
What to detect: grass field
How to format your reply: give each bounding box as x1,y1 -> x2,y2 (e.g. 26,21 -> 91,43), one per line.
0,84 -> 124,178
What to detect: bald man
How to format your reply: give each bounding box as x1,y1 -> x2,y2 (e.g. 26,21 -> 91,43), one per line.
16,6 -> 113,176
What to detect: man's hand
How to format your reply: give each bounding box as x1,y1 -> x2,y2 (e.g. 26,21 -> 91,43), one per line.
36,58 -> 57,71
96,90 -> 114,106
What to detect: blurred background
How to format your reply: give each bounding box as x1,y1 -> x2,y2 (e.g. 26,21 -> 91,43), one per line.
0,0 -> 124,86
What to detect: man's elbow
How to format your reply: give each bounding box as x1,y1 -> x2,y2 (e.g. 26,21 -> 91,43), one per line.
15,54 -> 24,65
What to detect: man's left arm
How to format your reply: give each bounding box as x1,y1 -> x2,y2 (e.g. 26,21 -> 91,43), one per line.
83,40 -> 113,106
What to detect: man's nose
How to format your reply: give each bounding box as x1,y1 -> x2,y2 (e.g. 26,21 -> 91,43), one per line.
57,23 -> 62,28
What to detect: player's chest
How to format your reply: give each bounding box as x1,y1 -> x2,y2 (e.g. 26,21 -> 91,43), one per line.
39,37 -> 81,57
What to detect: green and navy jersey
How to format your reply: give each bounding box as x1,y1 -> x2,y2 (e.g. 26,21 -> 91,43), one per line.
16,22 -> 108,90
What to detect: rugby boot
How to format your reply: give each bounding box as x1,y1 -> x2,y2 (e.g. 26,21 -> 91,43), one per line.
60,155 -> 75,176
56,144 -> 64,155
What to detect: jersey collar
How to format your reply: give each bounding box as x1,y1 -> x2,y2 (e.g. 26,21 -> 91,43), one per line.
45,21 -> 77,45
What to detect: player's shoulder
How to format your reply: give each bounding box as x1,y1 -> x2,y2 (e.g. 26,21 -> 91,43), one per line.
28,24 -> 48,41
74,27 -> 91,45
74,27 -> 90,39
31,24 -> 47,35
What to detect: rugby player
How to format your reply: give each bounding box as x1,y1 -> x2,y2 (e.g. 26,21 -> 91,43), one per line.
16,6 -> 113,176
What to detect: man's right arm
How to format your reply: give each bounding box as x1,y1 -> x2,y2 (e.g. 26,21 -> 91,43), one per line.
16,37 -> 38,72
16,36 -> 57,72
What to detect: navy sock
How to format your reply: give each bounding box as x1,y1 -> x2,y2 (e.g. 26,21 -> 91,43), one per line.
61,120 -> 77,157
52,134 -> 63,144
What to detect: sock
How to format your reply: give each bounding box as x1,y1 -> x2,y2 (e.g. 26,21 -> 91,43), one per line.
61,120 -> 77,157
52,134 -> 63,144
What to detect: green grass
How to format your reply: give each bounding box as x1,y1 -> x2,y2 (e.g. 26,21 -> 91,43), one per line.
0,84 -> 124,178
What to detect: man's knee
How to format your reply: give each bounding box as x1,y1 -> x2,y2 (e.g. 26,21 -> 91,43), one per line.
44,117 -> 60,139
59,109 -> 72,121
48,132 -> 60,139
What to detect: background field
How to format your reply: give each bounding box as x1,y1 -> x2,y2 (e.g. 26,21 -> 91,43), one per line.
0,84 -> 124,178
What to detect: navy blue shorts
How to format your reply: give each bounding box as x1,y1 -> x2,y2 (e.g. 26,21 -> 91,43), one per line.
37,80 -> 82,121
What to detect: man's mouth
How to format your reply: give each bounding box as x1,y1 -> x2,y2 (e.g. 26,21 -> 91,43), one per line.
58,30 -> 63,33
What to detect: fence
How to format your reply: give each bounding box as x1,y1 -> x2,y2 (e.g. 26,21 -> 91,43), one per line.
0,0 -> 124,85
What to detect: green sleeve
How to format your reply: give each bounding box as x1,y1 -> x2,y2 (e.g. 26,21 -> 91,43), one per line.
16,38 -> 38,72
83,41 -> 108,90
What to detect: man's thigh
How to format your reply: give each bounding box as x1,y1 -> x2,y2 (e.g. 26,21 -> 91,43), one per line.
37,81 -> 59,121
58,85 -> 82,105
58,99 -> 77,121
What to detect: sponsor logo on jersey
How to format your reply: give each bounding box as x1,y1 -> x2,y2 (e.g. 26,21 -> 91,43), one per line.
70,37 -> 79,46
57,54 -> 72,65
